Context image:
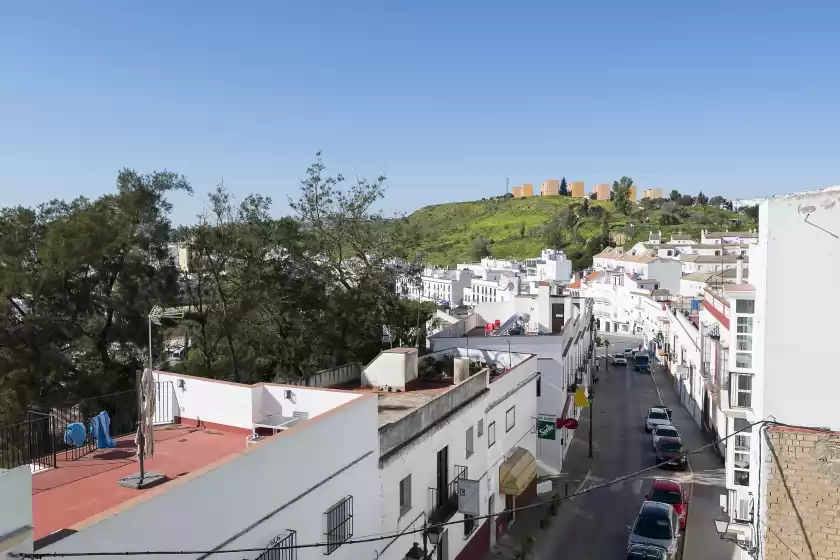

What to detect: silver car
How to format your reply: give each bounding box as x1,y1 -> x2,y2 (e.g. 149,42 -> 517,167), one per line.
627,501 -> 680,559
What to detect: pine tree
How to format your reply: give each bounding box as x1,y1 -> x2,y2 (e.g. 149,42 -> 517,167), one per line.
559,177 -> 569,196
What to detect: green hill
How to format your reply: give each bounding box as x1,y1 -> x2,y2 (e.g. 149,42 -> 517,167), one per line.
407,195 -> 755,268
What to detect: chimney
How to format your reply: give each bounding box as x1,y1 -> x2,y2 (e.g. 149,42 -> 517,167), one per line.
735,255 -> 745,284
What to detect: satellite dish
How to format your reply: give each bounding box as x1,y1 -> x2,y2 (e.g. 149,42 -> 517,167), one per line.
522,313 -> 531,323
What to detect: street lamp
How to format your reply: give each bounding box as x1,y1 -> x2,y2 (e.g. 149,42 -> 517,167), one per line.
713,518 -> 758,558
404,525 -> 441,560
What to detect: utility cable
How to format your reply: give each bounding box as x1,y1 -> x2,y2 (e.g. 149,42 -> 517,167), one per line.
13,418 -> 830,559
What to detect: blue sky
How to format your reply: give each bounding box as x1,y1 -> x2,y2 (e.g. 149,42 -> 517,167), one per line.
1,1 -> 839,224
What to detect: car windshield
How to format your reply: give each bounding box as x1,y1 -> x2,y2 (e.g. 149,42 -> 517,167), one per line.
650,489 -> 682,504
627,548 -> 665,560
656,428 -> 679,438
633,514 -> 673,540
649,411 -> 668,421
658,440 -> 682,452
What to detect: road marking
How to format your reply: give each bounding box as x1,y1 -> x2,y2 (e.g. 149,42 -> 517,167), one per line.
610,480 -> 624,492
633,478 -> 645,496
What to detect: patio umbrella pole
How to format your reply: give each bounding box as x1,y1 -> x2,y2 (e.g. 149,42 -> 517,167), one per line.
118,369 -> 166,490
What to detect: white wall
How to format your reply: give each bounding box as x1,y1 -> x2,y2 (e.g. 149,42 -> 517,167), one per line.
646,259 -> 683,295
43,395 -> 382,560
759,190 -> 840,430
535,358 -> 571,474
362,350 -> 418,390
0,466 -> 33,558
154,372 -> 361,430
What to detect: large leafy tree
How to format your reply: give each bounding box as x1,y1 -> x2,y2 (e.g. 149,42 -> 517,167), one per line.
0,170 -> 189,422
612,176 -> 634,215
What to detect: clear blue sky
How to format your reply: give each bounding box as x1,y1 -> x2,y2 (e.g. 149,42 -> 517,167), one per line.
2,1 -> 839,224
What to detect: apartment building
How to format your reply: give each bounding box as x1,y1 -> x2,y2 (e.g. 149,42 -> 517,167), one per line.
397,267 -> 476,305
511,184 -> 533,198
591,247 -> 684,294
569,269 -> 663,334
678,253 -> 749,275
594,183 -> 611,201
628,185 -> 637,201
540,179 -> 559,196
717,189 -> 840,560
523,249 -> 573,284
700,229 -> 759,245
641,188 -> 664,199
570,181 -> 585,198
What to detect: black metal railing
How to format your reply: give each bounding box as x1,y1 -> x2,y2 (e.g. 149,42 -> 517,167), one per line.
324,496 -> 353,555
255,530 -> 296,560
0,381 -> 175,468
428,465 -> 468,523
0,413 -> 55,471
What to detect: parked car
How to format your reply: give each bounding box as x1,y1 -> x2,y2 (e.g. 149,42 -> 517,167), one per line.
627,501 -> 681,559
612,353 -> 627,365
626,543 -> 669,560
655,437 -> 688,470
651,425 -> 680,450
646,478 -> 689,530
624,348 -> 635,359
645,407 -> 672,432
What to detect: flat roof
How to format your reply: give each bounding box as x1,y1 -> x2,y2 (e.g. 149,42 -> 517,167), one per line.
373,389 -> 449,427
33,425 -> 246,541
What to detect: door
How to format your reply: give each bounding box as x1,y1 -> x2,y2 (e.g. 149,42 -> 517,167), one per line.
505,494 -> 516,526
436,446 -> 449,507
437,528 -> 448,560
488,495 -> 496,547
551,303 -> 565,333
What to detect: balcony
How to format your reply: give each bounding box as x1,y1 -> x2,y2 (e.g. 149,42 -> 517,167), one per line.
720,372 -> 753,419
428,465 -> 468,523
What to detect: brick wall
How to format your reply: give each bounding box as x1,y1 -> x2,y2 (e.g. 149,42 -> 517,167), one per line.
763,428 -> 840,559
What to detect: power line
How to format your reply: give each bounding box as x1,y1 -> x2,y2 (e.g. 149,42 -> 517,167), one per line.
13,418 -> 829,559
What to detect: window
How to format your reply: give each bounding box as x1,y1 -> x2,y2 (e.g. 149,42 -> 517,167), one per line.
463,513 -> 476,537
477,419 -> 484,438
736,299 -> 755,314
736,316 -> 753,334
537,377 -> 541,397
731,373 -> 753,408
488,422 -> 496,447
256,531 -> 297,560
324,496 -> 353,555
466,426 -> 474,458
736,335 -> 752,352
505,406 -> 516,432
734,449 -> 751,487
735,353 -> 752,369
399,475 -> 412,517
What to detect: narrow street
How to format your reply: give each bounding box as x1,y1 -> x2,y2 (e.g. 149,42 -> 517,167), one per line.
493,334 -> 737,560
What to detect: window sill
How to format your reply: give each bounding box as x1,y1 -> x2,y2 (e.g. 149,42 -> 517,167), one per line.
399,505 -> 412,519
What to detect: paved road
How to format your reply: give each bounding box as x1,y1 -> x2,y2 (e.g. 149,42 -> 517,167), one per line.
532,336 -> 678,559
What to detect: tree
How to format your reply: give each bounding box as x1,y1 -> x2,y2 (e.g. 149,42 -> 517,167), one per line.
708,195 -> 728,208
578,198 -> 590,218
678,194 -> 695,206
669,190 -> 681,201
559,177 -> 569,196
612,176 -> 634,215
471,237 -> 492,259
519,221 -> 526,238
0,170 -> 190,423
742,205 -> 759,221
696,191 -> 709,206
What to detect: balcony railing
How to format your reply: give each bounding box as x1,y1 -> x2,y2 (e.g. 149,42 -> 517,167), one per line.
428,465 -> 468,523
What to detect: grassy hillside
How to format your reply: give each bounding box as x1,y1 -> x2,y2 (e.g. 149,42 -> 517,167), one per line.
407,195 -> 755,267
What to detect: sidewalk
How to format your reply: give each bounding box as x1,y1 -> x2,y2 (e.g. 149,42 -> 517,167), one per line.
486,410 -> 594,559
649,364 -> 738,560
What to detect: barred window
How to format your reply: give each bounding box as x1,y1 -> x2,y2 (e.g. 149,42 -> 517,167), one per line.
324,496 -> 353,555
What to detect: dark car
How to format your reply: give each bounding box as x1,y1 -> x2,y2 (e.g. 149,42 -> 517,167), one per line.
655,437 -> 688,470
626,543 -> 669,560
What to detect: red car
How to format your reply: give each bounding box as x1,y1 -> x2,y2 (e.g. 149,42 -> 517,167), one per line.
646,478 -> 689,529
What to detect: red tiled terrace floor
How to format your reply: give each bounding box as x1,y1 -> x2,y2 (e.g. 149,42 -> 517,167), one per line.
33,425 -> 246,540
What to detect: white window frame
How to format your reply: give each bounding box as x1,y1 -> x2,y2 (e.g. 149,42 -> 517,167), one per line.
488,421 -> 496,447
732,418 -> 751,487
730,372 -> 753,409
466,426 -> 474,458
477,419 -> 484,438
505,406 -> 516,433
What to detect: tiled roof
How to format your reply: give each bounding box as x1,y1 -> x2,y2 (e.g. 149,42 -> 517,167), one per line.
568,270 -> 601,289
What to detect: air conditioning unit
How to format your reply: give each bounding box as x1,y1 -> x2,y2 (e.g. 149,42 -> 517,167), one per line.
735,497 -> 752,523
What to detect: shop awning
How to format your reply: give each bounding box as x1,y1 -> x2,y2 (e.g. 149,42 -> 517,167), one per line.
498,446 -> 537,496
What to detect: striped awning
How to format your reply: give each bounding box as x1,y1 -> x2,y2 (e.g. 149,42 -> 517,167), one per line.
499,447 -> 537,496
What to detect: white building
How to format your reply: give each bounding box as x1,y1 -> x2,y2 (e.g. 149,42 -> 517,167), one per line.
397,267 -> 476,305
591,247 -> 683,295
22,373 -> 381,560
717,188 -> 840,559
679,261 -> 748,298
523,249 -> 573,283
700,229 -> 759,245
570,270 -> 663,334
463,273 -> 518,305
678,253 -> 749,275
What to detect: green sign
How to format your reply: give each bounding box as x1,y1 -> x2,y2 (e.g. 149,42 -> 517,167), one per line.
538,420 -> 556,440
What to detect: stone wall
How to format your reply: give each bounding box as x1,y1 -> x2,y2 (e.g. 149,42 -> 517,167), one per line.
763,428 -> 840,560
